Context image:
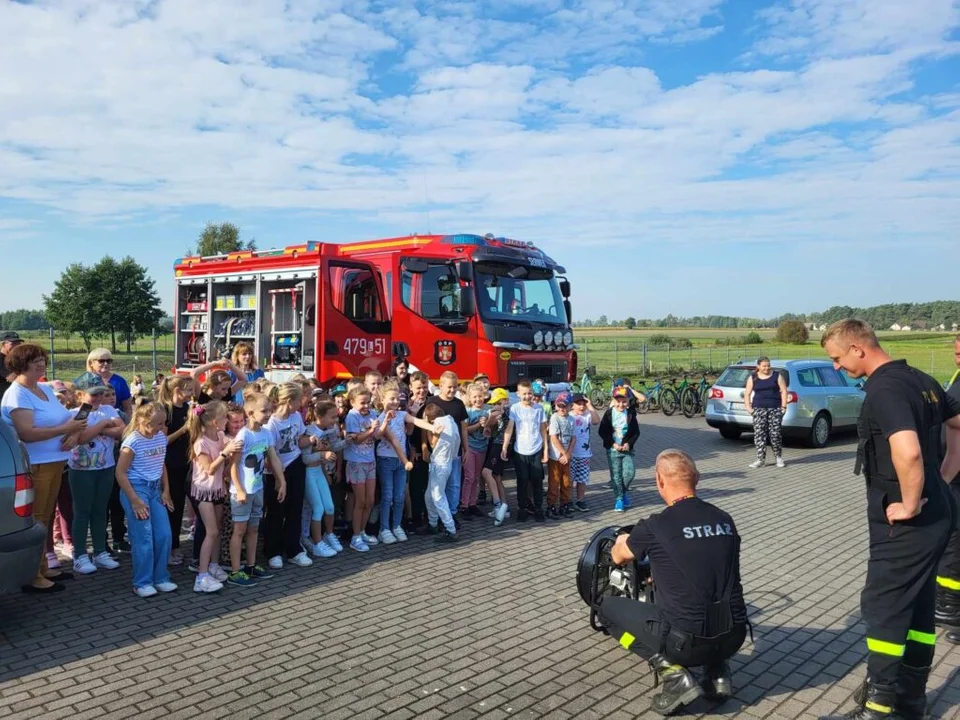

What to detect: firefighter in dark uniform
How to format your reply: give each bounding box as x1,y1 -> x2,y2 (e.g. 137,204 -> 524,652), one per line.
934,334 -> 960,641
821,320 -> 960,720
603,449 -> 747,716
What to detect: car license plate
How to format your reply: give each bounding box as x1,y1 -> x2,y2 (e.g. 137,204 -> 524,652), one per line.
729,402 -> 745,412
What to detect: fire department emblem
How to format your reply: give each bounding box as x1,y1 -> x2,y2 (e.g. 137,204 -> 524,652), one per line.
434,340 -> 456,366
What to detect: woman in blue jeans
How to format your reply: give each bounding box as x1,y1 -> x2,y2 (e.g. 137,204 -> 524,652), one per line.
598,387 -> 640,512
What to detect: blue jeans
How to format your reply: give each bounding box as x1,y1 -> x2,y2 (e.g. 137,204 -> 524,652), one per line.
378,456 -> 407,532
119,481 -> 172,590
304,466 -> 334,522
445,456 -> 462,514
607,448 -> 636,501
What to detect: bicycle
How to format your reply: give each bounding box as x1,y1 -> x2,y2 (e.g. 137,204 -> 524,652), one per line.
636,378 -> 676,415
578,367 -> 608,409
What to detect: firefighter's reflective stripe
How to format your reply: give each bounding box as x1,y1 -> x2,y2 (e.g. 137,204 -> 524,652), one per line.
937,575 -> 960,590
906,629 -> 937,646
865,701 -> 894,714
619,632 -> 636,650
866,638 -> 905,657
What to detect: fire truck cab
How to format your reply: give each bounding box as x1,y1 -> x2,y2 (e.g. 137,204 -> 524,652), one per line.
173,234 -> 575,387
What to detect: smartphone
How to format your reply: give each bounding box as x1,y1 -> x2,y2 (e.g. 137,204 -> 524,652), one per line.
74,403 -> 93,421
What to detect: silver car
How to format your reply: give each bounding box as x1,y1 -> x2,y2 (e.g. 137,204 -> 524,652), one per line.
705,359 -> 864,448
0,420 -> 45,592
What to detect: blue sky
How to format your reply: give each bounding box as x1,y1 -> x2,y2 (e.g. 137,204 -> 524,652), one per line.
1,0 -> 958,321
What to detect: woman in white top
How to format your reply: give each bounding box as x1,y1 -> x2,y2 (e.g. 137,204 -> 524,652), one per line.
1,344 -> 86,593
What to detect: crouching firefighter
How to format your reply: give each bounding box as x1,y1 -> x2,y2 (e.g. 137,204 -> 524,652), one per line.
602,449 -> 748,716
821,320 -> 960,720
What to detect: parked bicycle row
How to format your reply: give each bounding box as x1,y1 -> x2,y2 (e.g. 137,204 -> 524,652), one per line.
576,368 -> 718,418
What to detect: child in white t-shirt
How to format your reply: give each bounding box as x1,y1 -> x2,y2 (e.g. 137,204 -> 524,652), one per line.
501,379 -> 548,522
570,393 -> 600,512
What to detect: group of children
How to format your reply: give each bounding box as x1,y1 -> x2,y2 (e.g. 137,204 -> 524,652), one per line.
49,345 -> 647,598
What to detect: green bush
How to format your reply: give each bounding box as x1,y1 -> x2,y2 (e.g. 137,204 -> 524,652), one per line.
776,319 -> 810,344
743,332 -> 764,345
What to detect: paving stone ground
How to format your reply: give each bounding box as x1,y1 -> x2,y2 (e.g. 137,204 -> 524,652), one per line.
1,413 -> 959,719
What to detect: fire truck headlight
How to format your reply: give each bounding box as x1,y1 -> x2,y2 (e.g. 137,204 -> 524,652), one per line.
563,331 -> 573,346
533,331 -> 544,346
545,330 -> 556,346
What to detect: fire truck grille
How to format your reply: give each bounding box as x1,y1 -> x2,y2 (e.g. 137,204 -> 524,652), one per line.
507,362 -> 568,384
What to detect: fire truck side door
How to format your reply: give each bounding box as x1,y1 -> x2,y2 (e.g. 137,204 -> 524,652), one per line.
320,259 -> 391,380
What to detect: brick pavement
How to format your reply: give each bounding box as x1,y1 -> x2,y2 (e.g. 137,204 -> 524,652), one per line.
1,414 -> 959,719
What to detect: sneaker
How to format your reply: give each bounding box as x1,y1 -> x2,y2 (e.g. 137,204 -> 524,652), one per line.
546,506 -> 559,520
208,563 -> 229,582
287,551 -> 313,567
187,560 -> 200,573
350,535 -> 370,552
494,502 -> 508,526
60,544 -> 75,560
168,552 -> 183,566
776,457 -> 785,468
435,530 -> 459,543
134,585 -> 157,598
268,555 -> 283,570
748,459 -> 765,469
46,552 -> 61,570
563,504 -> 575,518
362,532 -> 379,546
414,523 -> 438,535
378,529 -> 397,545
622,494 -> 631,510
575,500 -> 589,512
113,539 -> 132,554
155,581 -> 178,593
392,526 -> 408,542
227,571 -> 258,587
487,507 -> 498,518
312,540 -> 337,558
324,533 -> 344,552
614,498 -> 625,513
193,575 -> 223,593
93,551 -> 120,570
73,555 -> 97,575
249,565 -> 274,579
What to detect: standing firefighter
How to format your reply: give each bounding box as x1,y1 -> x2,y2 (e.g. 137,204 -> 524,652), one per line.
934,334 -> 960,642
821,320 -> 960,720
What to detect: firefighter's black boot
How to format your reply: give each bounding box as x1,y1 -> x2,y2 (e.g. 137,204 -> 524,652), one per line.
934,586 -> 960,627
947,629 -> 960,645
701,660 -> 733,701
820,679 -> 904,719
648,654 -> 703,716
895,665 -> 931,720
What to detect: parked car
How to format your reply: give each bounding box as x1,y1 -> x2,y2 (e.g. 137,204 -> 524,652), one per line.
0,419 -> 45,593
705,359 -> 864,448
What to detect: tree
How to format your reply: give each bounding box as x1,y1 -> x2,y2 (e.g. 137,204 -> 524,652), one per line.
776,319 -> 810,344
624,316 -> 636,330
0,309 -> 49,331
43,263 -> 100,350
189,222 -> 256,256
92,257 -> 165,353
597,314 -> 609,327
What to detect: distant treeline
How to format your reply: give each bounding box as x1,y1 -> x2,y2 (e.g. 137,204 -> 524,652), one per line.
574,301 -> 960,331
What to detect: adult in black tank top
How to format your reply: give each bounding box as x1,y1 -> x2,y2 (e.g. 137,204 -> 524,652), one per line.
744,356 -> 787,469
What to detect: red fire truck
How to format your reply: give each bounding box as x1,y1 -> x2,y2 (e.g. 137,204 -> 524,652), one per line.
173,234 -> 576,386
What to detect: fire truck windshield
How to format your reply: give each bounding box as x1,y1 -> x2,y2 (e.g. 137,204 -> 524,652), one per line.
474,261 -> 567,326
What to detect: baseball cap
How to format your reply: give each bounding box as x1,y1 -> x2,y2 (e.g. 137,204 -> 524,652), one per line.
554,391 -> 573,407
531,380 -> 545,396
572,393 -> 587,404
488,388 -> 510,404
48,380 -> 68,394
83,384 -> 110,396
1,331 -> 22,344
612,387 -> 629,401
75,373 -> 107,390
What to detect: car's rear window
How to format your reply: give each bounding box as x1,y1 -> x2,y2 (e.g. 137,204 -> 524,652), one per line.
716,366 -> 790,388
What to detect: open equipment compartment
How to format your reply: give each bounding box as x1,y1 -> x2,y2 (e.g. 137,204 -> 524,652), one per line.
210,275 -> 259,363
261,269 -> 318,378
176,277 -> 211,368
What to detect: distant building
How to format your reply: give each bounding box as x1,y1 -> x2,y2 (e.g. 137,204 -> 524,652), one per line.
890,323 -> 902,331
902,325 -> 912,332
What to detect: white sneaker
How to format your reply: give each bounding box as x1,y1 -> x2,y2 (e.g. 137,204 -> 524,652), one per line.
93,551 -> 120,570
155,581 -> 178,593
776,457 -> 785,468
392,526 -> 408,542
487,508 -> 497,518
268,555 -> 284,570
494,502 -> 508,526
324,533 -> 344,552
135,585 -> 157,598
208,563 -> 229,582
350,535 -> 370,552
287,551 -> 313,567
362,532 -> 379,546
194,575 -> 223,593
378,529 -> 397,545
748,459 -> 765,469
73,555 -> 97,575
312,541 -> 337,558
46,552 -> 61,570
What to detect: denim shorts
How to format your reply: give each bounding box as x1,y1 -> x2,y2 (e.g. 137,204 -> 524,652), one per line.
231,488 -> 264,526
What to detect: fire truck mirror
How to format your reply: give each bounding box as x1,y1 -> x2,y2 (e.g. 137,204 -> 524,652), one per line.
402,258 -> 429,274
456,261 -> 474,283
559,278 -> 571,298
564,299 -> 572,323
459,287 -> 476,317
